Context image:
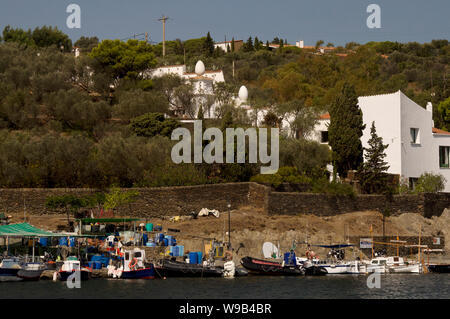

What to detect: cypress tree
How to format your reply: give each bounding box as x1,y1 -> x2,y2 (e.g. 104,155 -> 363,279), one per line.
231,37 -> 235,52
203,32 -> 214,56
254,36 -> 261,50
357,122 -> 390,194
244,36 -> 254,52
328,83 -> 365,179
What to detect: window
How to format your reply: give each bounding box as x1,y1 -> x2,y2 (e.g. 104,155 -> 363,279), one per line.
440,146 -> 450,168
410,128 -> 420,144
320,131 -> 329,143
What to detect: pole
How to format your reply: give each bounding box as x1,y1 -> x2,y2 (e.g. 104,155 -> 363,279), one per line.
418,225 -> 421,263
227,203 -> 231,248
370,224 -> 373,259
158,16 -> 169,58
32,238 -> 35,262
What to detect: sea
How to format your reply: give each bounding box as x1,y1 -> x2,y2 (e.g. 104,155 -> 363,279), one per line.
0,274 -> 449,299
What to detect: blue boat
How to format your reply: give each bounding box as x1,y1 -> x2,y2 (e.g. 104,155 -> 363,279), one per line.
108,248 -> 156,279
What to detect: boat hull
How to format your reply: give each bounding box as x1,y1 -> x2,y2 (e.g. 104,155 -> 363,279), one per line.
0,268 -> 22,282
304,266 -> 328,276
121,267 -> 155,279
58,270 -> 91,281
155,260 -> 223,277
428,264 -> 450,273
17,269 -> 44,281
240,257 -> 304,276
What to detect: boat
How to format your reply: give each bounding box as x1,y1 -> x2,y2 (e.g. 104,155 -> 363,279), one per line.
155,258 -> 224,277
427,264 -> 450,273
385,256 -> 422,273
0,257 -> 23,282
108,248 -> 155,279
366,257 -> 388,273
57,257 -> 92,281
346,260 -> 368,274
297,257 -> 349,274
17,262 -> 46,281
240,256 -> 305,276
297,258 -> 328,276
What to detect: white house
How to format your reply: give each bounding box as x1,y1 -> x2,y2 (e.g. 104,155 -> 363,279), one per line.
143,62 -> 226,119
312,91 -> 450,191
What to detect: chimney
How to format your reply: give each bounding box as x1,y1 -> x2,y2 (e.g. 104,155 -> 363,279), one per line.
427,102 -> 434,127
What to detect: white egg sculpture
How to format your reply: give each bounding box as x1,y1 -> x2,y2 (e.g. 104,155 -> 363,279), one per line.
195,60 -> 205,76
238,85 -> 248,102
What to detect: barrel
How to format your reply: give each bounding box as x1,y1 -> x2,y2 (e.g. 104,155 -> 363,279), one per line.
196,252 -> 203,264
177,245 -> 184,256
142,233 -> 148,245
189,252 -> 198,264
69,237 -> 76,247
39,237 -> 48,247
145,223 -> 153,232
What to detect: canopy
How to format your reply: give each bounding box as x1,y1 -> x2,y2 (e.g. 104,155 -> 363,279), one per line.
77,218 -> 140,223
0,223 -> 74,238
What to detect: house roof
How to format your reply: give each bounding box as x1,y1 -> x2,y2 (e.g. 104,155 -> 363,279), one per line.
319,113 -> 330,120
432,127 -> 450,135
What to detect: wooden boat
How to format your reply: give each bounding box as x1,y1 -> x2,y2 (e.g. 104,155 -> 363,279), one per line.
240,256 -> 305,276
155,259 -> 224,277
427,264 -> 450,273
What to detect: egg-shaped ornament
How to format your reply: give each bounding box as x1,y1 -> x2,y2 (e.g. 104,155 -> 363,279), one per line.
195,60 -> 205,76
238,85 -> 248,102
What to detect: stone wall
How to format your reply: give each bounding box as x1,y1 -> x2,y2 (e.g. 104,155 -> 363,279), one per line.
1,183 -> 450,218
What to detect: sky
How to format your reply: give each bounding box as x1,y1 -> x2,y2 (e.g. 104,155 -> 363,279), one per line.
0,0 -> 449,46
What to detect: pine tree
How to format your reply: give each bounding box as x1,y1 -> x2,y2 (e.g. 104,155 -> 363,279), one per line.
244,36 -> 254,52
328,83 -> 365,179
231,37 -> 235,52
197,105 -> 204,120
203,32 -> 214,56
221,111 -> 233,131
266,40 -> 270,50
357,121 -> 390,194
254,36 -> 261,50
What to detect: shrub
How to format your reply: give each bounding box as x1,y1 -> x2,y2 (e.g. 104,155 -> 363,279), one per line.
414,172 -> 446,193
311,178 -> 355,197
250,166 -> 312,188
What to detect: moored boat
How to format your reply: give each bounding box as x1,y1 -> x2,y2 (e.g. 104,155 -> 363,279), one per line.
108,248 -> 155,279
0,257 -> 22,282
240,256 -> 304,276
155,258 -> 224,277
57,257 -> 92,281
427,264 -> 450,273
17,262 -> 45,281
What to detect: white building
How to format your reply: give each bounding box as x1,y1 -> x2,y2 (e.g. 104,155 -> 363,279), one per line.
144,62 -> 225,119
312,91 -> 450,191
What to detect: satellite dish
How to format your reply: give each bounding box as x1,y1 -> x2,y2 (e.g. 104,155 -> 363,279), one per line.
195,60 -> 205,76
262,242 -> 279,259
238,85 -> 248,102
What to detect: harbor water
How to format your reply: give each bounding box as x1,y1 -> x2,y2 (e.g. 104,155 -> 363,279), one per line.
1,274 -> 449,299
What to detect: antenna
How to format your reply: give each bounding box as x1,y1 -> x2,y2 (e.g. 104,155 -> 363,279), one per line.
158,15 -> 170,57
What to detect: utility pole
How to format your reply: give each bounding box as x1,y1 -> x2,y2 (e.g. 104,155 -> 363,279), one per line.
145,32 -> 148,43
158,15 -> 169,58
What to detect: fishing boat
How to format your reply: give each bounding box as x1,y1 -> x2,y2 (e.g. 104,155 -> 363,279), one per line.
296,257 -> 349,274
108,248 -> 155,279
240,256 -> 305,276
365,257 -> 388,273
0,257 -> 23,282
155,258 -> 224,277
427,264 -> 450,273
385,257 -> 422,273
346,260 -> 368,274
57,257 -> 92,281
17,262 -> 46,281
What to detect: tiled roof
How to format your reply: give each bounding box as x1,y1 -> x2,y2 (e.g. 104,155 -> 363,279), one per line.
432,127 -> 450,135
319,113 -> 330,120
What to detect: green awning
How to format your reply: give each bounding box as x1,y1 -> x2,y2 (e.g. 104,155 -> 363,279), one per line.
77,218 -> 141,223
0,223 -> 74,237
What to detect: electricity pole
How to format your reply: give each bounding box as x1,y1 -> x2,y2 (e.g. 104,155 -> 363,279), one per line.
158,15 -> 169,58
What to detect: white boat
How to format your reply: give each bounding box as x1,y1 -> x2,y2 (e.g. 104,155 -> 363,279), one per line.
366,257 -> 388,273
296,257 -> 350,274
0,257 -> 23,282
346,260 -> 367,274
385,256 -> 422,273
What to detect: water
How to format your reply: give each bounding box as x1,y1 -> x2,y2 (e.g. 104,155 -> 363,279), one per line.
1,274 -> 449,299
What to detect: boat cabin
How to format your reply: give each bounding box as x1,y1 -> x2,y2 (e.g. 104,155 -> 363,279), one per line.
123,248 -> 146,271
61,257 -> 81,272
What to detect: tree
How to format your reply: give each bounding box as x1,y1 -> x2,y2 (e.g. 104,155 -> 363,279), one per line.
129,112 -> 181,138
90,39 -> 156,79
315,40 -> 324,50
174,82 -> 196,118
414,172 -> 446,193
45,194 -> 90,224
31,26 -> 72,51
2,26 -> 34,47
357,121 -> 390,194
231,38 -> 235,52
203,32 -> 214,56
254,37 -> 262,50
328,83 -> 365,178
103,187 -> 140,215
243,37 -> 254,52
438,97 -> 450,131
74,36 -> 99,53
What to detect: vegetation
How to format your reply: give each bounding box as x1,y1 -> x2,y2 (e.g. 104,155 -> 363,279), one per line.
357,122 -> 390,194
415,172 -> 446,193
0,26 -> 449,189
